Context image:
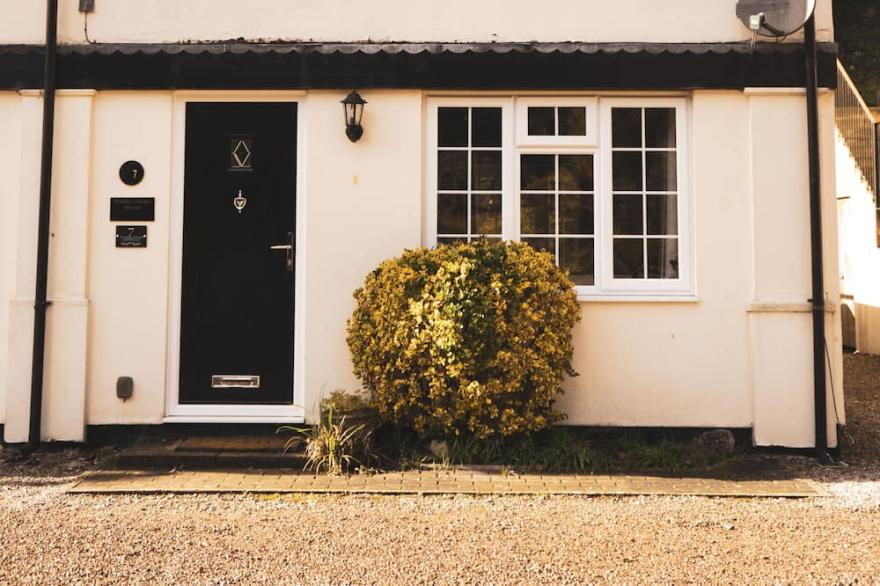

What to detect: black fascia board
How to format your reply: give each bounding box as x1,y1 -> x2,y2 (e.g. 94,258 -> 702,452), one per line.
0,43 -> 838,90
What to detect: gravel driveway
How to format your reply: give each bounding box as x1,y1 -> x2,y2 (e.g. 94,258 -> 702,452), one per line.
1,353 -> 879,585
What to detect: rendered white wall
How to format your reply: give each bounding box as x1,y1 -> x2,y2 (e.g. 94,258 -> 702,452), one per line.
559,92 -> 754,429
836,131 -> 880,354
0,93 -> 23,426
3,0 -> 834,45
746,90 -> 843,447
301,91 -> 424,415
85,93 -> 173,425
0,88 -> 843,447
2,92 -> 42,442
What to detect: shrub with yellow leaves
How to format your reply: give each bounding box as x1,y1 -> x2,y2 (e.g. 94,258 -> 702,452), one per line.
346,239 -> 581,439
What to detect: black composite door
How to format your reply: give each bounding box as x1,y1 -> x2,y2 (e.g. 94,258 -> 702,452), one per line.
180,102 -> 297,405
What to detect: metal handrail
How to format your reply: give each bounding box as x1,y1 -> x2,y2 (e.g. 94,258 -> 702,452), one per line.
835,60 -> 878,197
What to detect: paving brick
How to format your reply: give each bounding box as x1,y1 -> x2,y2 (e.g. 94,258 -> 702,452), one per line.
68,469 -> 825,498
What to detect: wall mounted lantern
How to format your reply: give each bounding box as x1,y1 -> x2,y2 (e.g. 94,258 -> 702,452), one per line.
341,90 -> 367,142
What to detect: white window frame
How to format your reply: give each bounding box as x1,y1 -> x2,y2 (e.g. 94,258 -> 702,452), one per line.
598,97 -> 693,296
514,147 -> 600,295
425,97 -> 515,246
515,97 -> 598,147
425,95 -> 694,301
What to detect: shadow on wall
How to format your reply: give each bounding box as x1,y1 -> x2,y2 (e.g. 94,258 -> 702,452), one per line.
842,301 -> 856,350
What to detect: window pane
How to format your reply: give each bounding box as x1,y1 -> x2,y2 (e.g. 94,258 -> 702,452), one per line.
645,152 -> 677,191
612,108 -> 642,148
523,237 -> 555,256
472,107 -> 502,148
438,237 -> 467,246
558,107 -> 587,136
438,108 -> 468,147
521,155 -> 555,190
613,239 -> 645,278
612,152 -> 643,191
471,151 -> 502,190
646,193 -> 678,235
560,238 -> 594,286
558,155 -> 594,191
527,107 -> 555,136
645,108 -> 676,148
613,194 -> 643,235
438,151 -> 468,190
647,238 -> 679,279
559,194 -> 593,235
437,193 -> 468,234
520,193 -> 555,235
472,193 -> 502,235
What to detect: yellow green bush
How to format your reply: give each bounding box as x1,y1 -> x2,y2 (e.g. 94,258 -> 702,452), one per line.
346,240 -> 581,438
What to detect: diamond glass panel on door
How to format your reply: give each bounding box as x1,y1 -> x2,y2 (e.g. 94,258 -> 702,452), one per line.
229,136 -> 255,171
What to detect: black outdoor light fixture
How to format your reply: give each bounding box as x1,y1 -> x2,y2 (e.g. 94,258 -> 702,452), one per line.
342,90 -> 366,142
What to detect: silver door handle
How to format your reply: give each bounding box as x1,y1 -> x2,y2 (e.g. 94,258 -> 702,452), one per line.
270,232 -> 295,272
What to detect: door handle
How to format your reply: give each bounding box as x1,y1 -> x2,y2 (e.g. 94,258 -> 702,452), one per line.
269,232 -> 295,272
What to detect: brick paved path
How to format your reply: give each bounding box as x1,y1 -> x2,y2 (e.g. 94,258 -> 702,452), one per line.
69,469 -> 823,497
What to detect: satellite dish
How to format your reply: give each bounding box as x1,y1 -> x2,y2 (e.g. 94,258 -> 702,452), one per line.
736,0 -> 816,37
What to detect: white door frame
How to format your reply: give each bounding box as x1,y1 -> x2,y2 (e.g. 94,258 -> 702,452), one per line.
164,91 -> 307,423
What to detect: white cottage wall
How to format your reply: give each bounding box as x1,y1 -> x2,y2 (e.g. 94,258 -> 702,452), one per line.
85,93 -> 174,425
836,132 -> 880,355
0,88 -> 842,447
0,93 -> 24,426
2,0 -> 834,46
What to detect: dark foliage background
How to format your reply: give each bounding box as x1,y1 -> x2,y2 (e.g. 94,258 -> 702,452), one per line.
835,0 -> 880,105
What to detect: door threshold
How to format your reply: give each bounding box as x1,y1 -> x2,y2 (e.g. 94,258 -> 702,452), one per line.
163,415 -> 305,424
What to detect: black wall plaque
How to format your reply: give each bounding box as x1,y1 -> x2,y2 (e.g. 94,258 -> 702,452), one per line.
115,225 -> 148,248
110,197 -> 154,221
119,160 -> 145,186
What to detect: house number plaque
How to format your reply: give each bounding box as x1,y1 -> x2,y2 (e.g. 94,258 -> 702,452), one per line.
115,225 -> 148,248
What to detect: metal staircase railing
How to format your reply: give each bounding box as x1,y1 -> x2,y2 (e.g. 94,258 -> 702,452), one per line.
835,60 -> 878,197
836,60 -> 880,246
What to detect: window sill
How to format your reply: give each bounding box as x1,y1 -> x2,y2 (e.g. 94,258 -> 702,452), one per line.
576,294 -> 699,303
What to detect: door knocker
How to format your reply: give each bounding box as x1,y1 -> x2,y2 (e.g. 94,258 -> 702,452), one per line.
233,189 -> 247,213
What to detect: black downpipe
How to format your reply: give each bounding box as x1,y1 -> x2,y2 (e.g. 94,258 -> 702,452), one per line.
28,0 -> 59,447
804,16 -> 833,464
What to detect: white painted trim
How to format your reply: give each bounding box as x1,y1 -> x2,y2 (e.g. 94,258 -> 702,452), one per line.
163,415 -> 305,424
747,302 -> 837,314
164,91 -> 307,422
743,87 -> 833,96
578,295 -> 699,303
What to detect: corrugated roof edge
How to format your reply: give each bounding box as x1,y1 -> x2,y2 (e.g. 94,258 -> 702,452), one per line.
0,41 -> 838,56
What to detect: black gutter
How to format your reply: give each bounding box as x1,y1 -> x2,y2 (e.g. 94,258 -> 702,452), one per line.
804,16 -> 833,464
28,0 -> 58,447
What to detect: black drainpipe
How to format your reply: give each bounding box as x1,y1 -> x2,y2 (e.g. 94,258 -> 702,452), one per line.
28,0 -> 59,447
804,15 -> 833,464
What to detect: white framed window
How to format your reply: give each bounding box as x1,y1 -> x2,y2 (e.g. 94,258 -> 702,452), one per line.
425,98 -> 514,245
599,98 -> 691,295
426,96 -> 692,300
515,97 -> 598,146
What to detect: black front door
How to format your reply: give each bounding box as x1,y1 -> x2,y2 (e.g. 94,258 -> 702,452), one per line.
180,102 -> 297,405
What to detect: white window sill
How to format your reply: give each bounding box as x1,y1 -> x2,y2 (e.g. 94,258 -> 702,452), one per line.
576,294 -> 699,303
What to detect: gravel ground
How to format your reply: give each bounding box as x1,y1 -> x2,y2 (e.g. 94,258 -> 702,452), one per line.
1,354 -> 879,585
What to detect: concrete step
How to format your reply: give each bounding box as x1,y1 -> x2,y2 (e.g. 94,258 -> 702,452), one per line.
107,436 -> 309,470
